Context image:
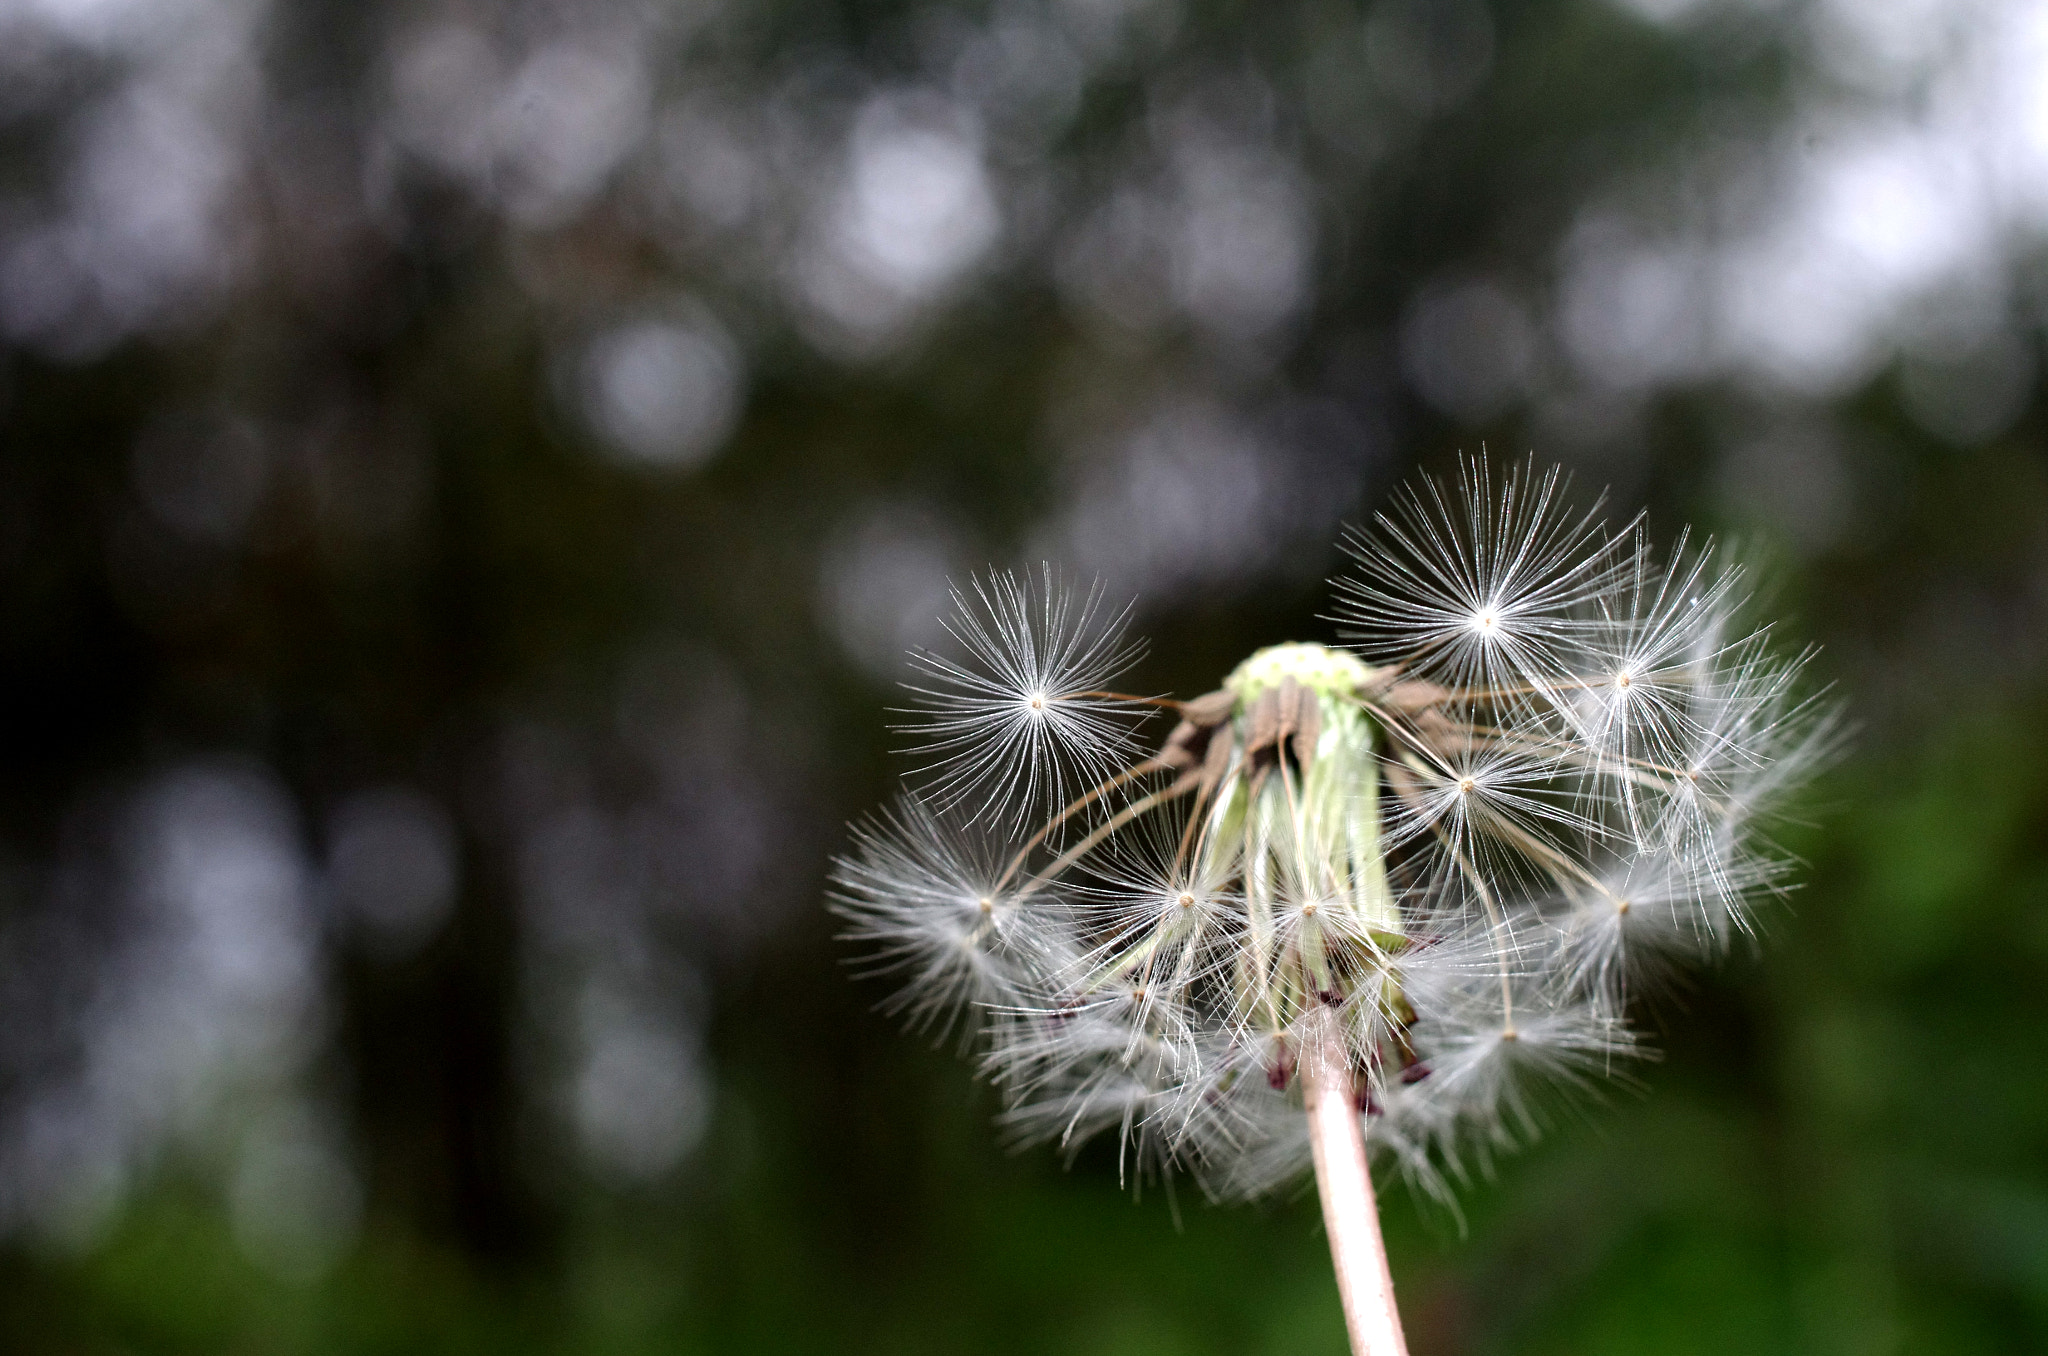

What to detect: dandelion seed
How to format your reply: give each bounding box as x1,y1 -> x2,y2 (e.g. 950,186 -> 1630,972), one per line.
833,457 -> 1837,1356
894,565 -> 1149,831
1331,457 -> 1628,700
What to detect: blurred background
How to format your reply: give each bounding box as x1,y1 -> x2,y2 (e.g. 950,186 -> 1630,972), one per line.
0,0 -> 2043,1351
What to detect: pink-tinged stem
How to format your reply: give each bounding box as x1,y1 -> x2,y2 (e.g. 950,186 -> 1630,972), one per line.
1303,1025 -> 1410,1356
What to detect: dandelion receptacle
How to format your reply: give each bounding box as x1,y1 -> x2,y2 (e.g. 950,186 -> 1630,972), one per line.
832,460 -> 1838,1356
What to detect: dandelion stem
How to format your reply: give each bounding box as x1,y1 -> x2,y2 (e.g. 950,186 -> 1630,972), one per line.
1302,1010 -> 1409,1356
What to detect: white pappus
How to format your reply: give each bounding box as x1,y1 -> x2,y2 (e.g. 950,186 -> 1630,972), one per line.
831,459 -> 1839,1336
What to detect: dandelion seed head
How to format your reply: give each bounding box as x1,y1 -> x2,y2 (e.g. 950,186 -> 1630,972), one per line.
837,457 -> 1837,1204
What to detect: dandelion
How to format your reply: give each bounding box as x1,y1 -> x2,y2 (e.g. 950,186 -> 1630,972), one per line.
832,458 -> 1838,1356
